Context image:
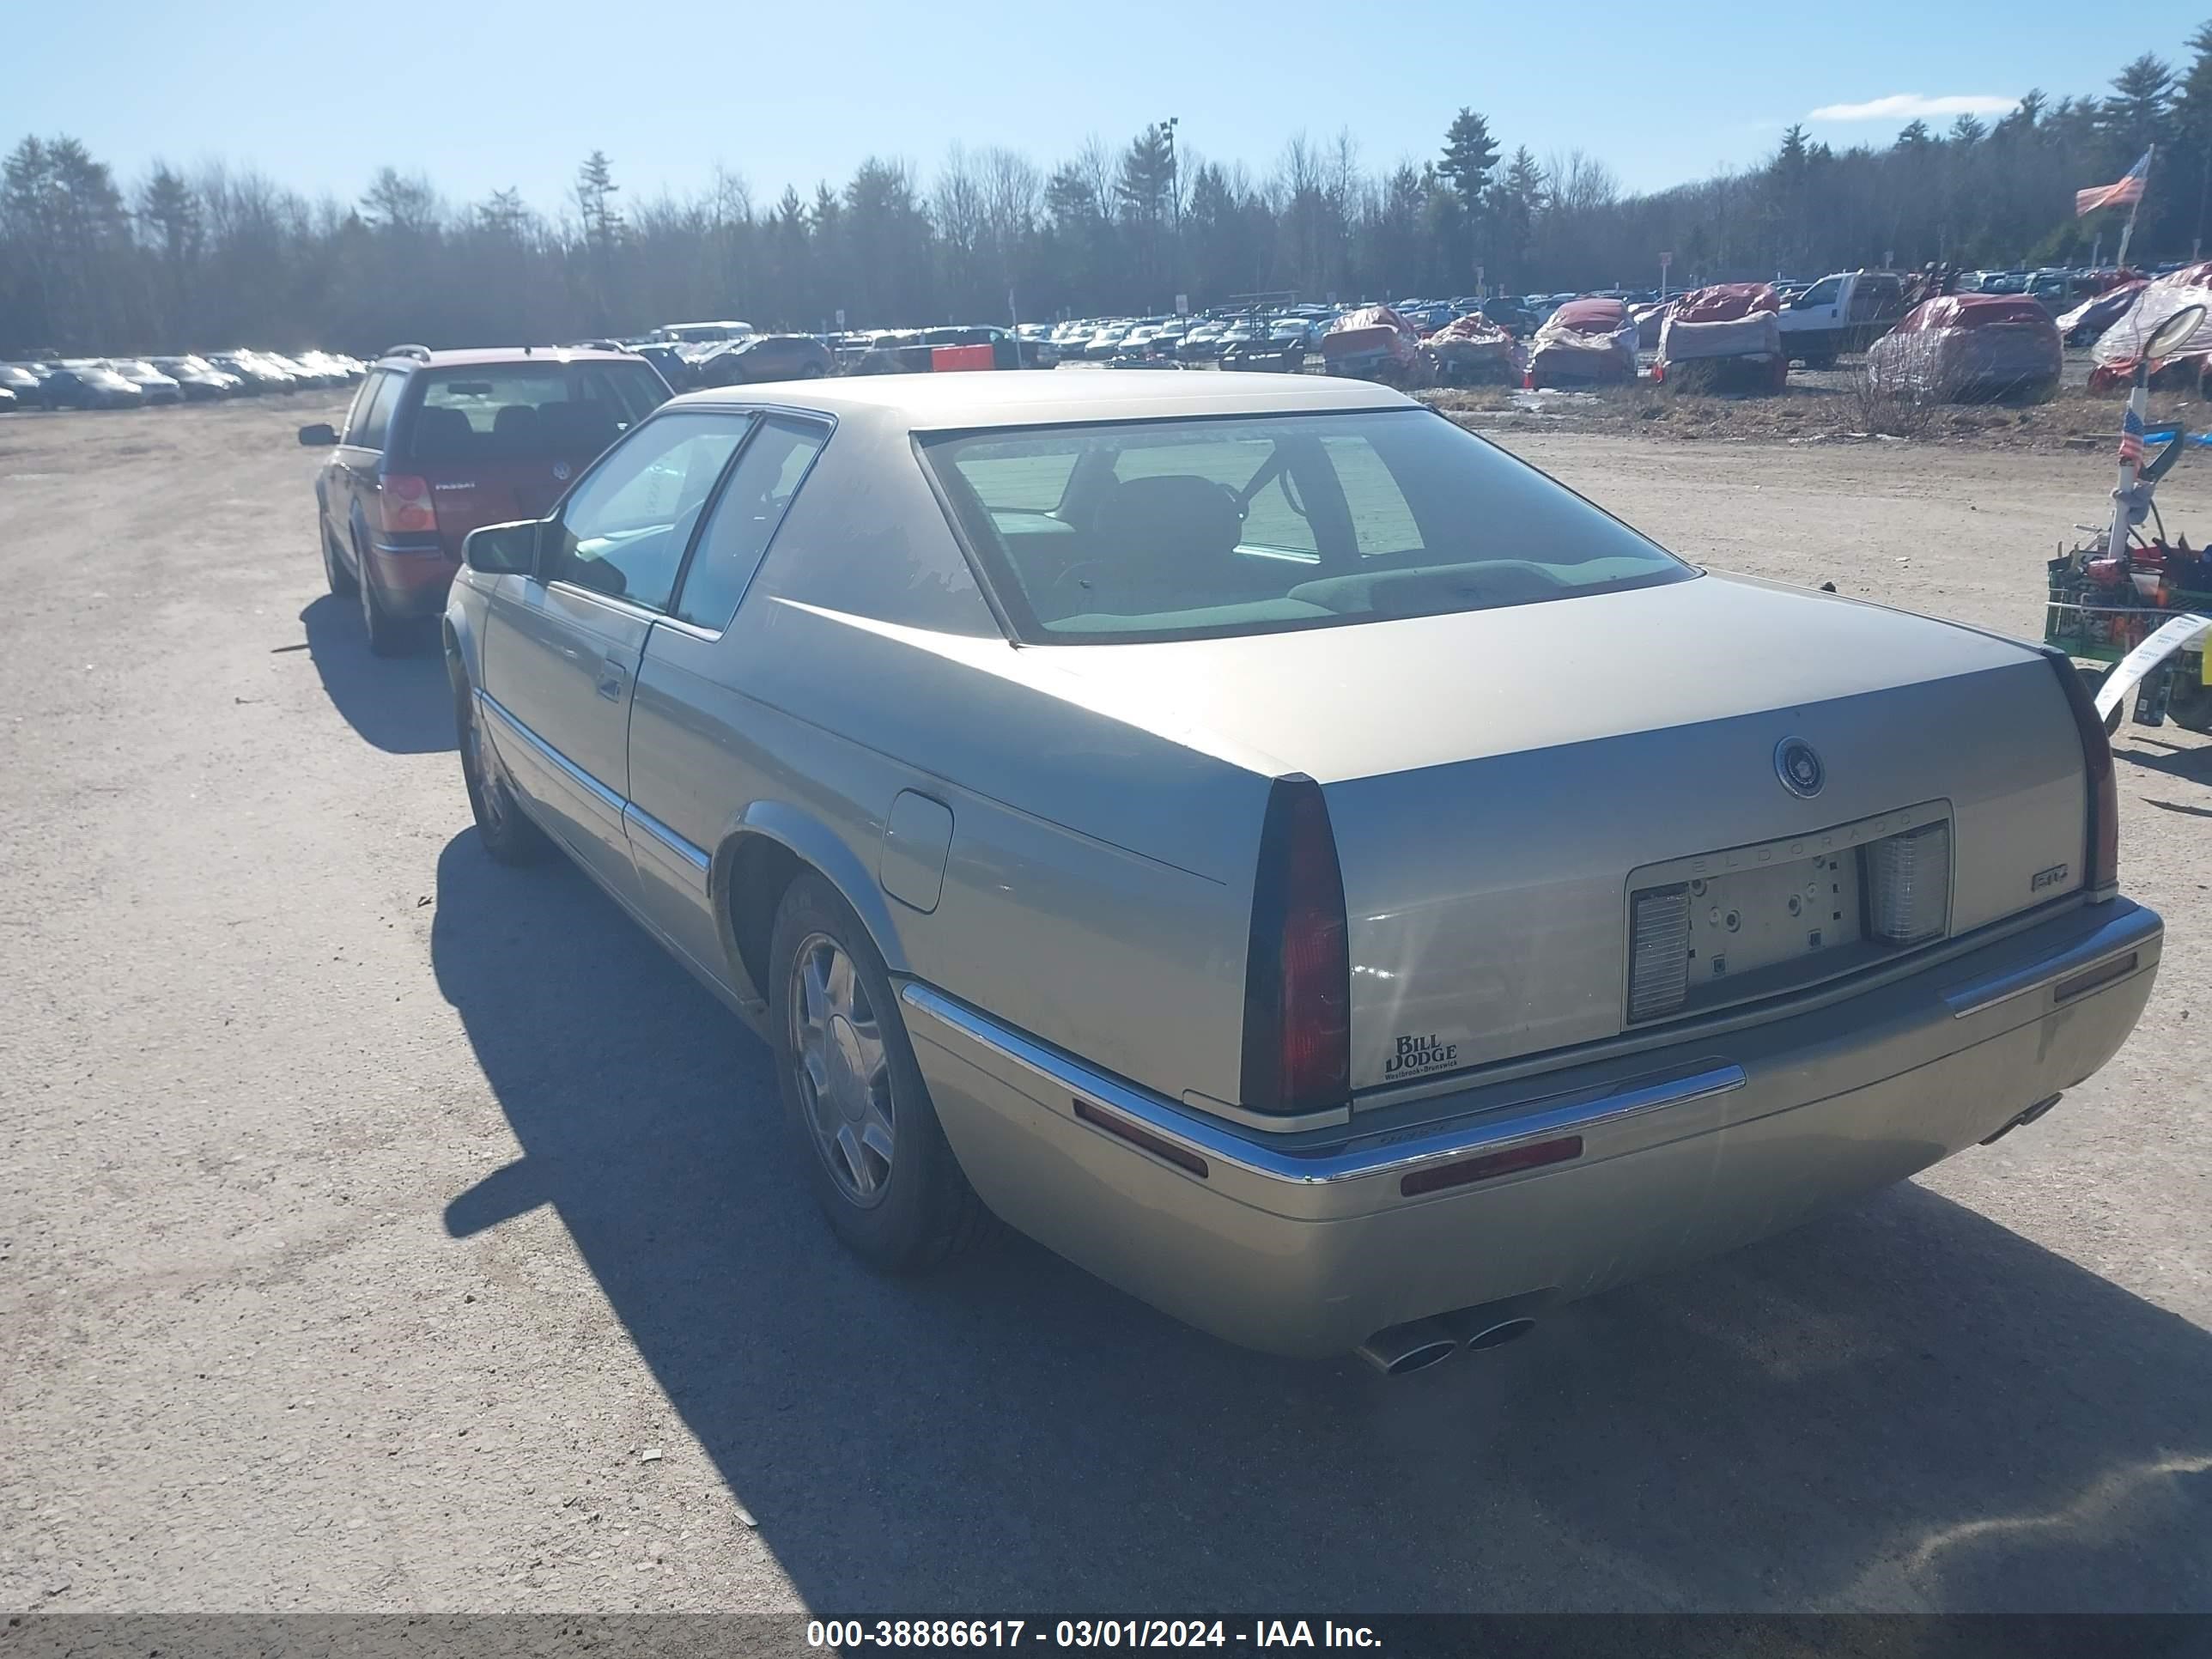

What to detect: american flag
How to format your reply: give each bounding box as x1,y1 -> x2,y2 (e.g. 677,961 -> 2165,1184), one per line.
2077,150 -> 2152,216
2119,404 -> 2146,465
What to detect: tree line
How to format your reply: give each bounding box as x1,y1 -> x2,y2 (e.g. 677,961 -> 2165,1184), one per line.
6,24 -> 2212,357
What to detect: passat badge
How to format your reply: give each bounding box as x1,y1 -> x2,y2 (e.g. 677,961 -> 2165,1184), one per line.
552,462 -> 571,481
1775,737 -> 1824,799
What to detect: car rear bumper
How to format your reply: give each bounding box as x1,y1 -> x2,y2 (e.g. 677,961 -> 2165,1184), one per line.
364,541 -> 459,618
902,896 -> 2160,1358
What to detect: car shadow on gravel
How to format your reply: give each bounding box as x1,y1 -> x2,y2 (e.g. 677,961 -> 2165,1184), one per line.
433,831 -> 2211,1613
300,595 -> 455,755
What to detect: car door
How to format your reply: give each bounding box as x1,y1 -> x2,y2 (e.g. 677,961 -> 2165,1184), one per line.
478,410 -> 752,901
331,369 -> 401,574
624,414 -> 833,984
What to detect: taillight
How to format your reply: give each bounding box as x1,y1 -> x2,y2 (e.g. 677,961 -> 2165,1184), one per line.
2045,649 -> 2119,900
378,473 -> 438,536
1241,775 -> 1351,1115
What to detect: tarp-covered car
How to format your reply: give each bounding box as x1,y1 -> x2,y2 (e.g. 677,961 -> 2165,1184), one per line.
1526,298 -> 1638,388
1320,306 -> 1429,389
1656,283 -> 1787,393
2057,279 -> 2147,347
2089,263 -> 2212,392
1866,294 -> 2062,404
1421,313 -> 1525,386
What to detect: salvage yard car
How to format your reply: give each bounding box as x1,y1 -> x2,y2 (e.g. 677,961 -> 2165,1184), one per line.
441,370 -> 2160,1370
300,344 -> 671,653
37,363 -> 145,410
689,332 -> 834,386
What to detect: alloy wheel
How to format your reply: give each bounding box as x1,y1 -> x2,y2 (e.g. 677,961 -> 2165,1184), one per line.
787,932 -> 896,1206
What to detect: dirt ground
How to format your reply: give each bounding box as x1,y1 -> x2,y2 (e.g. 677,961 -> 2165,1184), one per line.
2,396 -> 2208,1620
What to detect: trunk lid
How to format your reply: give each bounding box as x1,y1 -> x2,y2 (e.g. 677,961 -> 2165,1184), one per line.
1033,574 -> 2089,1091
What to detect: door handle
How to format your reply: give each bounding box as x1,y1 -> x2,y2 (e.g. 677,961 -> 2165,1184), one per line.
596,654 -> 629,702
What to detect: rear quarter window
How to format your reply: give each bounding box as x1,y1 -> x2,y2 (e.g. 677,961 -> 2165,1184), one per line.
348,371 -> 401,449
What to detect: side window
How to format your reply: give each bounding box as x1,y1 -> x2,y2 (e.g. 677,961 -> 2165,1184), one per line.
1796,277 -> 1841,310
339,374 -> 380,442
544,411 -> 750,611
673,417 -> 830,630
349,371 -> 401,449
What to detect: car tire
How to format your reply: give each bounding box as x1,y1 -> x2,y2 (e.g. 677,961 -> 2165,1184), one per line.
455,672 -> 548,865
358,550 -> 410,656
769,873 -> 995,1273
2169,676 -> 2212,734
321,525 -> 358,598
799,363 -> 826,379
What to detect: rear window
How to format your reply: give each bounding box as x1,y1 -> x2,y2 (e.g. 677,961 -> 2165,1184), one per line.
404,361 -> 667,463
920,409 -> 1693,643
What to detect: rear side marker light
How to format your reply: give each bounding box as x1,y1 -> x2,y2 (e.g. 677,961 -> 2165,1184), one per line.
1401,1134 -> 1583,1198
1073,1097 -> 1209,1178
2053,951 -> 2138,1004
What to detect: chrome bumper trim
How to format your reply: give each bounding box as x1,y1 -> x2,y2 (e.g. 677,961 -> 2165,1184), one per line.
1942,901 -> 2161,1018
900,981 -> 1746,1190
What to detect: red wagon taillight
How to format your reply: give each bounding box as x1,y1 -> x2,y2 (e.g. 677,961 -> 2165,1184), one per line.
376,473 -> 438,537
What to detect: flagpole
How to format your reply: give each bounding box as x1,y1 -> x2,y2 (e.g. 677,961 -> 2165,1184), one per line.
2116,145 -> 2154,272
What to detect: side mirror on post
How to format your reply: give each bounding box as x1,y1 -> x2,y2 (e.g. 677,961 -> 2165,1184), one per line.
463,520 -> 543,576
297,422 -> 337,447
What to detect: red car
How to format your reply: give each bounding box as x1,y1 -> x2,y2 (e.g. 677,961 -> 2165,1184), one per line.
301,345 -> 670,653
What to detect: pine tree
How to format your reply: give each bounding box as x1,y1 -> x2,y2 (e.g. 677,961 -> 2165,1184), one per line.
1437,109 -> 1498,211
2172,26 -> 2212,256
1115,125 -> 1175,224
2103,54 -> 2174,166
574,150 -> 622,249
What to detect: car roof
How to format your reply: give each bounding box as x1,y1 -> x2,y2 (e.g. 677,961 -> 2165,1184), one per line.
380,346 -> 643,369
665,368 -> 1410,431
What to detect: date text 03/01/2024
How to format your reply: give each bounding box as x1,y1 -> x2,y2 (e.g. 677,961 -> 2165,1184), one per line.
805,1620 -> 1383,1649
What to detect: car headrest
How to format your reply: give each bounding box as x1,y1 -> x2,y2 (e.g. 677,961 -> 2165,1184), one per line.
492,403 -> 539,442
411,405 -> 476,458
1091,475 -> 1243,574
536,400 -> 620,455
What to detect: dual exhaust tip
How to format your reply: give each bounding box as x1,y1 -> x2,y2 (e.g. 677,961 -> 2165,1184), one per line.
1355,1301 -> 1544,1376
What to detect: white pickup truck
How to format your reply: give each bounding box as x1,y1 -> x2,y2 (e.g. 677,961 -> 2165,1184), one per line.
1775,270 -> 1906,366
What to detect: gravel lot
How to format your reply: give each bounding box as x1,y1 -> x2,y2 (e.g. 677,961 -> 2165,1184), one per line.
2,395 -> 2208,1618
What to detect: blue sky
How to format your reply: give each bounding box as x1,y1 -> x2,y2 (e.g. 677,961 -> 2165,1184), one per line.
11,0 -> 2209,213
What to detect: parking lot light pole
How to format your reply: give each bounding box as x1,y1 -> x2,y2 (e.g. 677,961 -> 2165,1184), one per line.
1164,116 -> 1181,301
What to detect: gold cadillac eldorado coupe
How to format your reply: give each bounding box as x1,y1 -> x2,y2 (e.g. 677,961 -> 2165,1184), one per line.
441,369 -> 2160,1372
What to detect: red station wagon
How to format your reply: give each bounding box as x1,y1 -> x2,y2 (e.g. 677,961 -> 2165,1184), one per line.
301,345 -> 670,653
